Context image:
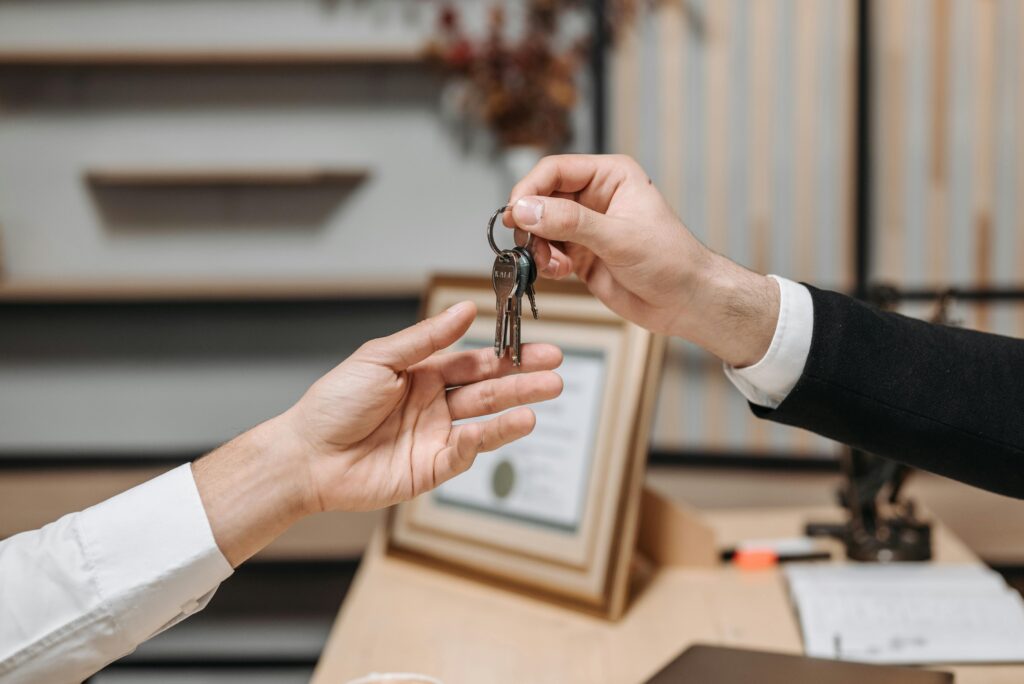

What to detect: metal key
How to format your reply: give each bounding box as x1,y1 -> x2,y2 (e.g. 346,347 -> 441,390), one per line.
513,246 -> 539,319
509,284 -> 522,365
511,248 -> 529,365
491,253 -> 519,359
505,249 -> 530,365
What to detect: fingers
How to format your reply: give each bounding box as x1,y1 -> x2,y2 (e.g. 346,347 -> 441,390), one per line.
536,240 -> 576,279
501,154 -> 647,278
506,154 -> 640,214
510,195 -> 634,259
357,301 -> 476,371
433,408 -> 537,486
511,231 -> 574,279
431,342 -> 563,387
447,370 -> 563,420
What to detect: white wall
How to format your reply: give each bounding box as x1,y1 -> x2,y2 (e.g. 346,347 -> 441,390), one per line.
0,0 -> 595,284
0,1 -> 592,453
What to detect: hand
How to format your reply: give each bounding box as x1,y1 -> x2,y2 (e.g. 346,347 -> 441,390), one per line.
506,154 -> 778,368
284,300 -> 563,512
194,301 -> 563,566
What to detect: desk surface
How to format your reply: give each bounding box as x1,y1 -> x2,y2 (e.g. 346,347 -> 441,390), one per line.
312,506 -> 1024,684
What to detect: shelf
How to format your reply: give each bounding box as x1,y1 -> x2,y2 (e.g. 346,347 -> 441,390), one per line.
85,166 -> 371,188
0,46 -> 429,68
0,279 -> 423,304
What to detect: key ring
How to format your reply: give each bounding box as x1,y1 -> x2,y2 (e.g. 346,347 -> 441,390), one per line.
487,205 -> 534,256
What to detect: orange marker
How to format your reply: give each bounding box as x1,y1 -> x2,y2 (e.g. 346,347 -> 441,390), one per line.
733,549 -> 779,570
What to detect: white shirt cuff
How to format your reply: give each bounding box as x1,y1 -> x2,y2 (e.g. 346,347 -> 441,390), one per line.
76,463 -> 234,646
723,275 -> 814,409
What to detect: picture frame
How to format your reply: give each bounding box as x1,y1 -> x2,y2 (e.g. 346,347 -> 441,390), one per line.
388,274 -> 665,619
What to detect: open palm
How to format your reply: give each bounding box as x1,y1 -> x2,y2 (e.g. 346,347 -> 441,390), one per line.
285,301 -> 563,512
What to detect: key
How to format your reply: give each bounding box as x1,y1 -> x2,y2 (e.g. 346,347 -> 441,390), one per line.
506,248 -> 532,365
511,248 -> 529,365
509,278 -> 522,365
504,254 -> 521,359
513,246 -> 539,319
494,254 -> 518,358
491,253 -> 519,359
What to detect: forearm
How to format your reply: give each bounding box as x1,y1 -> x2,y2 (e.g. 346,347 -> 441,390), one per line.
192,411 -> 315,567
0,466 -> 232,683
1,418 -> 315,682
756,286 -> 1024,498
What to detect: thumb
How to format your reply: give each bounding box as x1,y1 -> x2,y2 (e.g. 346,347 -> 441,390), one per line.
359,301 -> 476,371
511,196 -> 631,257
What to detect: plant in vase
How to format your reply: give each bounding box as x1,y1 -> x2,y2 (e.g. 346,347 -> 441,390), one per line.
428,1 -> 589,156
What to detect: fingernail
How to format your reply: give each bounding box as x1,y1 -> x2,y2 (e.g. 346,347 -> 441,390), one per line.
513,197 -> 544,227
544,258 -> 560,275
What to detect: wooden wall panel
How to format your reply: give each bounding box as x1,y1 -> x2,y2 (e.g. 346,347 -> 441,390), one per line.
612,0 -> 855,456
872,0 -> 1024,337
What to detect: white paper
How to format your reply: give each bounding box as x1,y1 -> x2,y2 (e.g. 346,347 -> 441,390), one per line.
434,344 -> 606,532
785,563 -> 1024,664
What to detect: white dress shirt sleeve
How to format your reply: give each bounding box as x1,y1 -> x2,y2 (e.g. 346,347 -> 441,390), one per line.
723,275 -> 814,409
0,463 -> 233,684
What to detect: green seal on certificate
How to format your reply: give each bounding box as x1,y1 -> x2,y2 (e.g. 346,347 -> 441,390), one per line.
492,460 -> 515,499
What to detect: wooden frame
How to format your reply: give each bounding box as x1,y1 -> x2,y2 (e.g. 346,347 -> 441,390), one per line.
388,275 -> 664,619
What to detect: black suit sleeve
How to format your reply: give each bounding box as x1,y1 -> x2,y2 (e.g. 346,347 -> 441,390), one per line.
752,285 -> 1024,499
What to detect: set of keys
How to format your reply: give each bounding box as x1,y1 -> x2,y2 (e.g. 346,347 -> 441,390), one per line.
487,206 -> 539,366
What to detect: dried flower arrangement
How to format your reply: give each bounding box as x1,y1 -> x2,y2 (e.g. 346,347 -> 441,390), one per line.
428,1 -> 589,152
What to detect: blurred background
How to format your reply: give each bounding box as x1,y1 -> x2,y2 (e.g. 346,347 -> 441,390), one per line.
0,0 -> 1022,681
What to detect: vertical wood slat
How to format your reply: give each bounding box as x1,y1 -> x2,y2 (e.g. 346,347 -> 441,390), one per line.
901,0 -> 927,285
992,0 -> 1019,336
950,0 -> 975,296
931,0 -> 951,184
653,1 -> 687,447
681,0 -> 709,448
705,0 -> 731,258
972,0 -> 996,329
702,0 -> 732,449
838,0 -> 857,291
872,0 -> 1021,336
789,0 -> 818,452
721,0 -> 750,448
876,0 -> 909,284
749,0 -> 778,279
746,0 -> 779,452
611,7 -> 640,158
793,0 -> 819,284
658,3 -> 685,216
928,0 -> 951,285
609,1 -> 852,456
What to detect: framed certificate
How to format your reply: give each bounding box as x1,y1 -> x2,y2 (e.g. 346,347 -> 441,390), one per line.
388,275 -> 665,619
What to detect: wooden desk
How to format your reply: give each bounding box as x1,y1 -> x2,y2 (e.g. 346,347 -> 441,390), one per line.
313,506 -> 1024,683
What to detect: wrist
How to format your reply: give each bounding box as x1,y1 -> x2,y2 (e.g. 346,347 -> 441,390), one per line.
193,414 -> 316,567
251,413 -> 321,518
677,254 -> 780,368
